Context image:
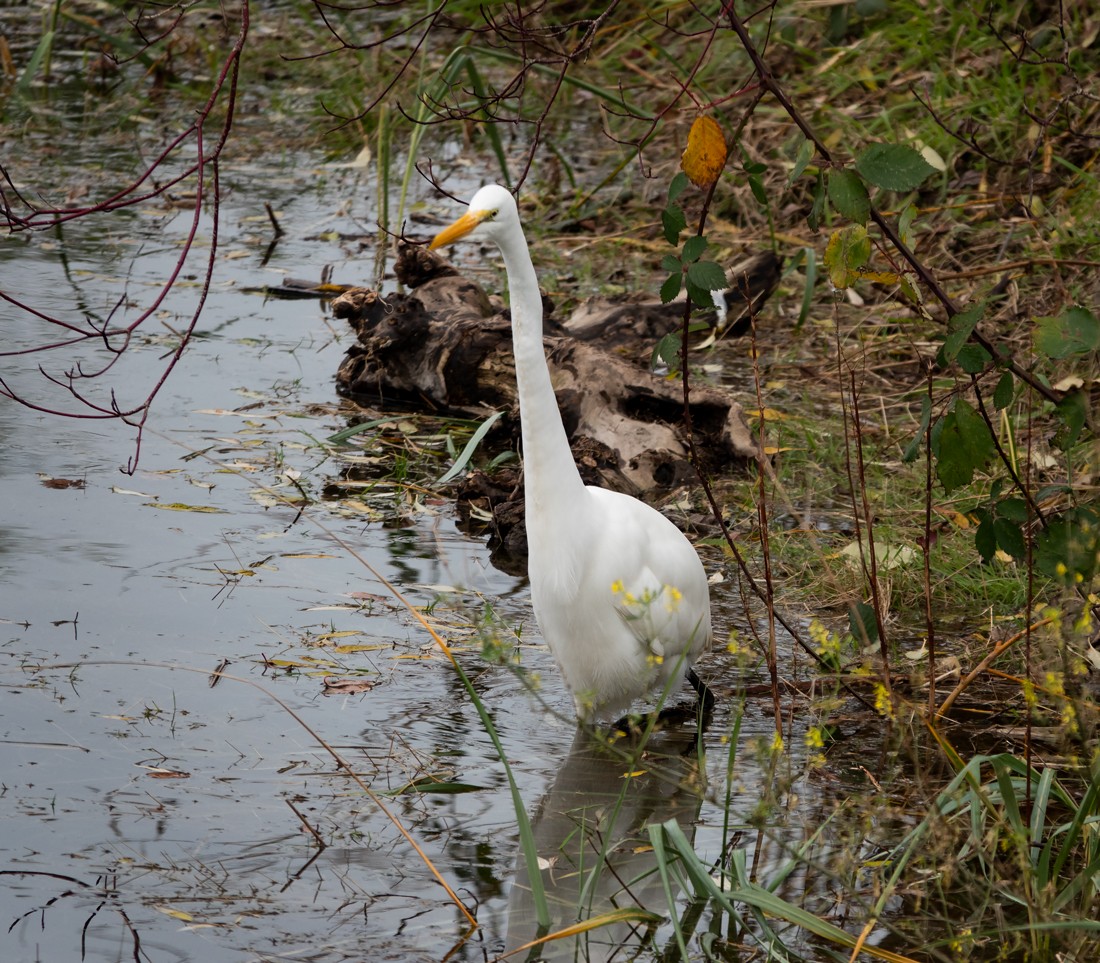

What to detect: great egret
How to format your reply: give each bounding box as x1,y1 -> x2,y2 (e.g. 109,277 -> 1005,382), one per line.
431,184 -> 712,722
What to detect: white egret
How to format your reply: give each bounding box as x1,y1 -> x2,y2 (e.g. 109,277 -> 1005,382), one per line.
431,184 -> 712,722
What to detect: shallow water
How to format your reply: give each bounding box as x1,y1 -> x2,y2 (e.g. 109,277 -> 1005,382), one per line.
0,134 -> 913,962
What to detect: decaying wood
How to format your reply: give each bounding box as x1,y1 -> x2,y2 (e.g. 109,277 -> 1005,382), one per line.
333,243 -> 781,569
334,243 -> 768,497
560,250 -> 784,360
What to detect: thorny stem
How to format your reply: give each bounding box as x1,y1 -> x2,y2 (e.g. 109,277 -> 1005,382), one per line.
924,367 -> 937,716
849,369 -> 891,688
750,321 -> 782,733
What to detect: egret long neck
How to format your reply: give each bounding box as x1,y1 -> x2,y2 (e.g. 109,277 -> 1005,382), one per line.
497,232 -> 586,515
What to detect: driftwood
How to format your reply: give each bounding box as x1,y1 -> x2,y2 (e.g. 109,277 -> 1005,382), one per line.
335,243 -> 769,486
332,243 -> 778,570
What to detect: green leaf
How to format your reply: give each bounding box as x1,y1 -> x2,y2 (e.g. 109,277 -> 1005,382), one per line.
1053,389 -> 1087,450
790,138 -> 814,184
1035,508 -> 1099,584
993,370 -> 1015,410
1034,306 -> 1100,358
795,246 -> 816,331
686,259 -> 727,293
808,172 -> 826,231
902,394 -> 932,463
935,398 -> 995,493
975,515 -> 997,562
668,171 -> 689,203
848,600 -> 878,645
998,497 -> 1029,523
937,304 -> 986,365
681,234 -> 708,262
749,174 -> 768,205
827,169 -> 870,224
956,342 -> 992,374
437,410 -> 505,484
823,224 -> 870,288
854,143 -> 937,191
660,253 -> 681,273
659,272 -> 683,304
994,517 -> 1027,560
662,205 -> 687,245
651,331 -> 682,371
898,203 -> 917,248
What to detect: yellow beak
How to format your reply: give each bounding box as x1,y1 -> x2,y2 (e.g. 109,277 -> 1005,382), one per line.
430,209 -> 490,250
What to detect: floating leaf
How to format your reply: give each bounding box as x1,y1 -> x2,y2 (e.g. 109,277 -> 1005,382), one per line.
322,677 -> 376,693
855,143 -> 937,191
681,115 -> 728,189
156,906 -> 195,922
827,169 -> 870,224
145,502 -> 227,513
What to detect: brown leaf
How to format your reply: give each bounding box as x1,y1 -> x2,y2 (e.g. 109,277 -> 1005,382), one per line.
322,676 -> 376,694
40,477 -> 86,490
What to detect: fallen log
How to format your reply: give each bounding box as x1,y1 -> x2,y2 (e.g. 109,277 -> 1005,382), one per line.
334,243 -> 764,494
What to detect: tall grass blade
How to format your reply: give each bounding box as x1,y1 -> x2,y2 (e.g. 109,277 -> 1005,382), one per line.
658,820 -> 922,963
462,58 -> 510,187
445,655 -> 549,927
647,823 -> 690,960
437,410 -> 504,484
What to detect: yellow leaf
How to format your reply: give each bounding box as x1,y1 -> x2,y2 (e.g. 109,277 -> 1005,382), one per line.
155,906 -> 194,922
315,630 -> 362,643
145,502 -> 226,513
854,269 -> 902,285
681,116 -> 728,189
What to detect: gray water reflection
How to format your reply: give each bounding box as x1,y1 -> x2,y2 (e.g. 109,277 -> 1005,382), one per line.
1,144 -> 905,961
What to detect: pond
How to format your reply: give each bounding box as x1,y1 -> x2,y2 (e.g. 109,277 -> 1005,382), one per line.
1,127 -> 918,962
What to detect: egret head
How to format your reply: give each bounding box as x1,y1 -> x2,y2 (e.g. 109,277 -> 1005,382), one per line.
430,184 -> 518,250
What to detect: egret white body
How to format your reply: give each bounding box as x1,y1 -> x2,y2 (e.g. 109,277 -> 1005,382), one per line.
431,185 -> 712,721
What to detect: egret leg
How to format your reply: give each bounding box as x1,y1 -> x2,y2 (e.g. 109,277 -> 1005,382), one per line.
687,667 -> 716,712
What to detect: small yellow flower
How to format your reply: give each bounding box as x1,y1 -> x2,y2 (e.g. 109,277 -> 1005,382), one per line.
873,683 -> 895,720
611,580 -> 624,595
